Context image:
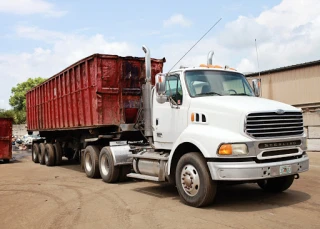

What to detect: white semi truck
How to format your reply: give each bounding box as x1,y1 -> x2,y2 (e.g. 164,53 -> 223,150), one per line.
30,46 -> 309,208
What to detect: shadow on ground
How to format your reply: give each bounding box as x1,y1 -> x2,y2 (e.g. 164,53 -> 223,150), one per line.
133,182 -> 310,212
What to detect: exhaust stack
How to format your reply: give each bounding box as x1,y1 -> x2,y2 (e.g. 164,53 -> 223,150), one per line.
207,51 -> 214,65
142,45 -> 153,140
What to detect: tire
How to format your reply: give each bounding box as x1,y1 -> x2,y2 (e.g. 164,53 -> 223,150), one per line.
32,143 -> 40,163
3,159 -> 10,163
45,143 -> 55,166
99,147 -> 120,183
39,143 -> 46,165
53,142 -> 62,166
175,152 -> 217,207
118,165 -> 131,182
84,145 -> 100,178
257,175 -> 295,193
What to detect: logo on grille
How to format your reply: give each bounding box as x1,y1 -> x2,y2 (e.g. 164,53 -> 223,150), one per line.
276,109 -> 285,114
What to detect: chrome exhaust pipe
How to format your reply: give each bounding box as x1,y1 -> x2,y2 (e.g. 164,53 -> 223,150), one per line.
142,45 -> 152,139
207,50 -> 214,65
142,45 -> 151,83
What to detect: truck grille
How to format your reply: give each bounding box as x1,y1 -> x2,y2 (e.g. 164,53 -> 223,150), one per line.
245,112 -> 304,138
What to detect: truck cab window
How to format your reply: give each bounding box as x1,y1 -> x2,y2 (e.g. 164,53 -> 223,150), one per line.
165,75 -> 183,105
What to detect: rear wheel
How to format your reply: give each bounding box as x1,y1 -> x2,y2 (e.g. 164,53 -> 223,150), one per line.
45,143 -> 55,166
84,145 -> 100,178
53,142 -> 62,166
38,143 -> 46,165
32,143 -> 40,163
3,159 -> 10,163
175,152 -> 217,207
257,175 -> 295,192
99,147 -> 120,183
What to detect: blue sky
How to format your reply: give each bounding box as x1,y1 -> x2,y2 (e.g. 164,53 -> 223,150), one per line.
1,0 -> 319,109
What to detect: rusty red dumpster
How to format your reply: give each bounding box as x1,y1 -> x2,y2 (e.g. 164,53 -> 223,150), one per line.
0,118 -> 12,163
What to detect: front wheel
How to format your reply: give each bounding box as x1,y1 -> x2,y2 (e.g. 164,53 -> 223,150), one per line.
257,175 -> 295,192
175,152 -> 217,207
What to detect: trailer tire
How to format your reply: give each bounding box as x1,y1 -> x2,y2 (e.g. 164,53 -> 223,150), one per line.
32,143 -> 40,163
118,165 -> 131,182
53,142 -> 62,166
175,152 -> 217,208
45,143 -> 55,166
39,143 -> 46,165
84,145 -> 100,178
257,175 -> 295,193
99,147 -> 120,183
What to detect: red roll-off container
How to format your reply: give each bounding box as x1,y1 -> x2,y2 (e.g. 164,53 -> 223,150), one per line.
0,118 -> 12,161
26,54 -> 165,131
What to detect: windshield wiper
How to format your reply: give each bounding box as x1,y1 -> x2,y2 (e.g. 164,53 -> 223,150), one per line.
230,93 -> 252,96
197,92 -> 222,96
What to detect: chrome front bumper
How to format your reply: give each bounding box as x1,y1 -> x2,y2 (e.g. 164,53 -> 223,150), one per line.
207,154 -> 309,181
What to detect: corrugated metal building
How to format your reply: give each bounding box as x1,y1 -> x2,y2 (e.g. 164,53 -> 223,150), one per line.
246,60 -> 320,151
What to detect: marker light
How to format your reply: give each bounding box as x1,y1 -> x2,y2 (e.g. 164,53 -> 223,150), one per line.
191,113 -> 195,122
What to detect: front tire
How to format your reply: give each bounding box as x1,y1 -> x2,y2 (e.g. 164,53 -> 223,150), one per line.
257,175 -> 295,192
175,152 -> 217,207
99,147 -> 120,183
84,145 -> 100,178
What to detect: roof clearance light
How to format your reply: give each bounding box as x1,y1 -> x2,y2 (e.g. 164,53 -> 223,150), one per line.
200,64 -> 207,67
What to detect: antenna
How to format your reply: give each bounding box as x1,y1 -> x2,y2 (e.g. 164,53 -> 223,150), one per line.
167,18 -> 222,73
255,38 -> 261,78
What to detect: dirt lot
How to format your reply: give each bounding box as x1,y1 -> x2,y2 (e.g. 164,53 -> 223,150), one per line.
0,151 -> 319,229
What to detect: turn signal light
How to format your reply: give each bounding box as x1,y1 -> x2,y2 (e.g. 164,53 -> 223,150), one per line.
218,144 -> 232,155
191,113 -> 195,122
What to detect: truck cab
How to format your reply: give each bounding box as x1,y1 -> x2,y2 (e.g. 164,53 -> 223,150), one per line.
138,51 -> 309,207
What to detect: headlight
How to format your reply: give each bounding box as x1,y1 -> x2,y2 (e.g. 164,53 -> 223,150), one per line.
218,144 -> 248,155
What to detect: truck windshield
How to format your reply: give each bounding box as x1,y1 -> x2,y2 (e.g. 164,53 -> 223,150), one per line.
185,70 -> 254,97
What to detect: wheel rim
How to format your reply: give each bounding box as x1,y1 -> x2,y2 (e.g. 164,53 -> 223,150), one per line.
100,153 -> 109,176
85,153 -> 92,172
180,164 -> 200,197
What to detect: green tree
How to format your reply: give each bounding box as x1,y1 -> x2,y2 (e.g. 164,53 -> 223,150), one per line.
8,77 -> 46,124
9,77 -> 46,111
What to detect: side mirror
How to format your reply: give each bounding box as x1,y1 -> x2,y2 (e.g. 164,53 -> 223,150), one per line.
252,79 -> 261,97
155,73 -> 167,103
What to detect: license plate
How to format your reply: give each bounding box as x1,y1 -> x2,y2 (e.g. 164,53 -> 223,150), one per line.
280,165 -> 292,175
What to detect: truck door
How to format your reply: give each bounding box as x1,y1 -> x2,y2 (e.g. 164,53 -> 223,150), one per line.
153,74 -> 187,149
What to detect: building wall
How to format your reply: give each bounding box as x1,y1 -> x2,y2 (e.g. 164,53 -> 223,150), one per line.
247,64 -> 320,106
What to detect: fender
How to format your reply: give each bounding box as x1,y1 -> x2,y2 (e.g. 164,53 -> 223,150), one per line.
167,124 -> 252,175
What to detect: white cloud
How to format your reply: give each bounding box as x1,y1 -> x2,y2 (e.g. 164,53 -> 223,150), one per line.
163,14 -> 192,28
161,0 -> 320,74
0,0 -> 66,17
0,27 -> 139,109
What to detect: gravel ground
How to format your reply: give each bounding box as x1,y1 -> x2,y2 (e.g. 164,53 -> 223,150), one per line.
0,151 -> 319,229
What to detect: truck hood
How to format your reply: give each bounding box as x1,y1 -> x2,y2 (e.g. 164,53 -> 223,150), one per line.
191,96 -> 300,114
189,96 -> 301,135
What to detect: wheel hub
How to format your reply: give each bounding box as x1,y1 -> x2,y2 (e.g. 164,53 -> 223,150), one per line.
85,153 -> 92,172
100,154 -> 109,176
180,164 -> 200,196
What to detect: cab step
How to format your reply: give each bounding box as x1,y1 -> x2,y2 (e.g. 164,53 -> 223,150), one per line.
127,173 -> 161,182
